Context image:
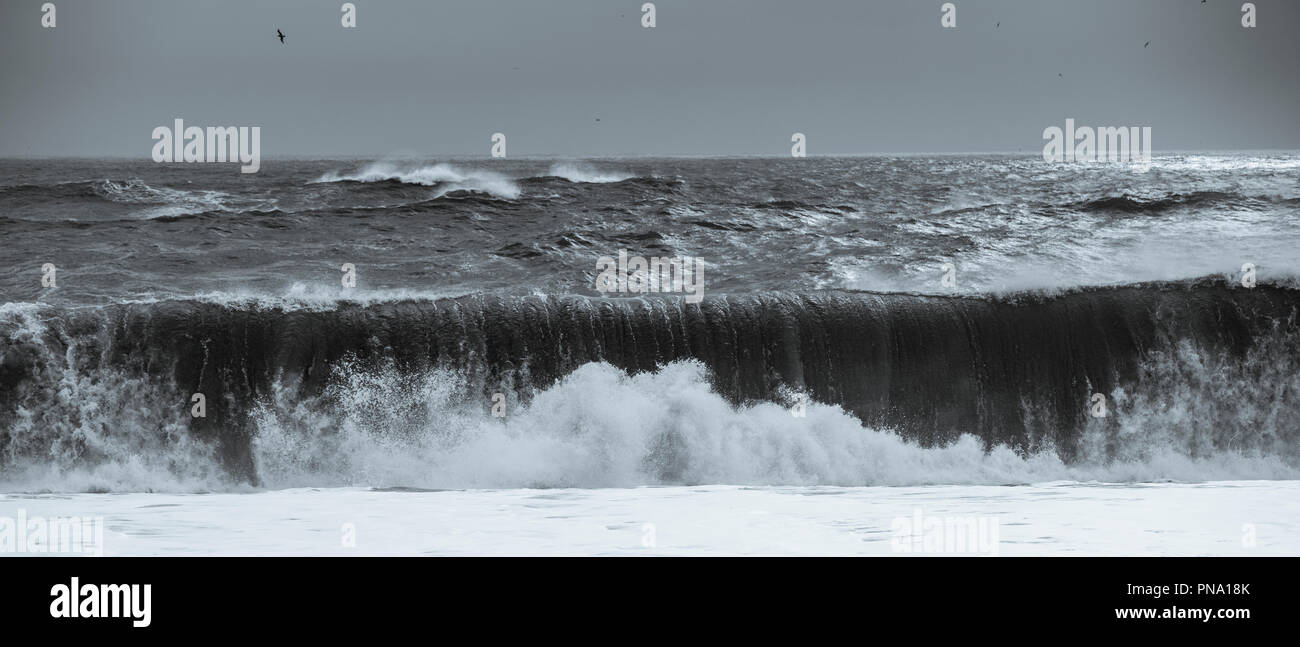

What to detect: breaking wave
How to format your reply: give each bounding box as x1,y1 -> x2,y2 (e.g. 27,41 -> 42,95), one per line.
2,279 -> 1299,492
544,162 -> 634,183
314,162 -> 521,199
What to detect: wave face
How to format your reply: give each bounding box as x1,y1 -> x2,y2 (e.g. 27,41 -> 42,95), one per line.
3,280 -> 1298,491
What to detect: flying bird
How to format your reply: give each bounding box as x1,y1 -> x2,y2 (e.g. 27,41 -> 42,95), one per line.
996,22 -> 1000,28
276,29 -> 285,44
1144,41 -> 1150,48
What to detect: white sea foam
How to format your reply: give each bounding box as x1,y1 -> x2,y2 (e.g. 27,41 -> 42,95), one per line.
1,354 -> 1296,493
6,481 -> 1297,555
246,360 -> 1300,491
315,162 -> 520,199
95,178 -> 267,219
546,162 -> 633,183
133,283 -> 479,312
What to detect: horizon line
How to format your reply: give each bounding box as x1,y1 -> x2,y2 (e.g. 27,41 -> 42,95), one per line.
3,148 -> 1298,161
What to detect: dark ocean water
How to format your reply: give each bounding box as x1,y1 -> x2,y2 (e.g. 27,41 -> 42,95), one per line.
2,154 -> 1299,491
4,155 -> 1299,302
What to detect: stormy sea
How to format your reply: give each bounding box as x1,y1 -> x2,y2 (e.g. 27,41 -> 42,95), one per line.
3,153 -> 1299,555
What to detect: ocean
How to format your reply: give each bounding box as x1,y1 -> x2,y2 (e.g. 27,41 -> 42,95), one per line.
2,153 -> 1298,555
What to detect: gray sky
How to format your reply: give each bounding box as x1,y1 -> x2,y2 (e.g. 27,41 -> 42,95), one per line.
2,0 -> 1297,157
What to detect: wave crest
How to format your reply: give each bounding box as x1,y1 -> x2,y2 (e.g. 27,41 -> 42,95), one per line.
544,162 -> 634,184
315,162 -> 521,199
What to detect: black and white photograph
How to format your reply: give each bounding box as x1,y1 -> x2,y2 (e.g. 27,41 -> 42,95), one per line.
1,0 -> 1296,632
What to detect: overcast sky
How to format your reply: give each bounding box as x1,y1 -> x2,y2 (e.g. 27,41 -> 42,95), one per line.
2,0 -> 1297,157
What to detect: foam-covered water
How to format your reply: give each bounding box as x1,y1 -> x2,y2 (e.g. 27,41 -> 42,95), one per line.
4,481 -> 1295,555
